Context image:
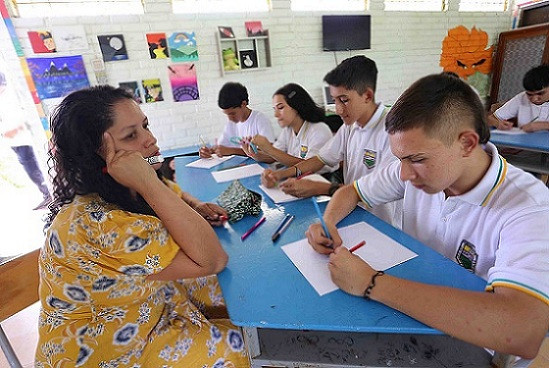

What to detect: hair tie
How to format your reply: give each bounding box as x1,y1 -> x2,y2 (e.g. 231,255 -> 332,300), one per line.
288,91 -> 296,99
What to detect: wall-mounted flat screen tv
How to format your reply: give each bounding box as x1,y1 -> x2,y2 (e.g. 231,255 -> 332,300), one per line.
322,15 -> 371,51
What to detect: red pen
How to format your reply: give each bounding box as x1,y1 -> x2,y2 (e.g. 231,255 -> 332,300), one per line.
241,216 -> 266,241
349,240 -> 366,253
219,215 -> 228,222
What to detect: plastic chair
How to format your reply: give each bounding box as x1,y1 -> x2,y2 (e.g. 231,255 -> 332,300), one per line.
0,249 -> 40,368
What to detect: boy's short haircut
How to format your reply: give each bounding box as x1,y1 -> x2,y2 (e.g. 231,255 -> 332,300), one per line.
386,74 -> 490,145
323,55 -> 377,95
523,64 -> 549,92
218,82 -> 249,109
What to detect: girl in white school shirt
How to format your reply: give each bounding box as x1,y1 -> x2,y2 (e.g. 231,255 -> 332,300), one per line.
243,83 -> 337,176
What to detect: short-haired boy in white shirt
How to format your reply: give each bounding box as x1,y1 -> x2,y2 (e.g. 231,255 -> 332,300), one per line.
488,64 -> 549,132
307,73 -> 549,359
261,56 -> 399,225
199,82 -> 274,158
243,83 -> 336,176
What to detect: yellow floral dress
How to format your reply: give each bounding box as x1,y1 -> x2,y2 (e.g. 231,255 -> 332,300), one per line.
35,194 -> 250,368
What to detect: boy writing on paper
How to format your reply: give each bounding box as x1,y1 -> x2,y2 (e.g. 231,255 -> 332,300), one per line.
488,64 -> 549,132
199,82 -> 274,158
261,56 -> 400,226
307,74 -> 549,359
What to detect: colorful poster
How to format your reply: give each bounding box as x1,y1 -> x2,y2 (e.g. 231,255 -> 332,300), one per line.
119,81 -> 142,104
168,64 -> 199,102
28,30 -> 56,53
218,26 -> 235,39
142,78 -> 163,103
52,25 -> 88,51
26,56 -> 90,100
245,21 -> 266,37
98,34 -> 128,62
147,33 -> 169,59
168,32 -> 198,62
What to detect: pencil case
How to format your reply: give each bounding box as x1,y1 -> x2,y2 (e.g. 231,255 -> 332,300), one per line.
216,180 -> 262,223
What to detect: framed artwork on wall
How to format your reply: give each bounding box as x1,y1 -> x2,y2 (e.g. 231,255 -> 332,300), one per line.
239,49 -> 258,69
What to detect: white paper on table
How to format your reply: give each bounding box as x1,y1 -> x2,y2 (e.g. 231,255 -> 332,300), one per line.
185,155 -> 235,169
491,127 -> 526,135
259,174 -> 331,203
281,222 -> 418,296
211,163 -> 264,183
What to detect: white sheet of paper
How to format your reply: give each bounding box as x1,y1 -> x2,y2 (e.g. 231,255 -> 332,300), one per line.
282,222 -> 418,296
491,127 -> 526,135
259,174 -> 330,203
185,155 -> 235,169
211,163 -> 264,183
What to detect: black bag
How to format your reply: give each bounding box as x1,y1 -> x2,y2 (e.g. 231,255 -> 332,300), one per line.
216,180 -> 262,223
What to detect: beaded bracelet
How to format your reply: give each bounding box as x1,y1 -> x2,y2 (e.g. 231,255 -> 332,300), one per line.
363,271 -> 385,300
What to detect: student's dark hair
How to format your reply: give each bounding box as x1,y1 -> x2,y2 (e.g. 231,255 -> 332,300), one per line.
386,73 -> 490,145
46,85 -> 157,226
159,157 -> 175,181
273,83 -> 326,123
442,71 -> 460,79
522,64 -> 549,91
323,55 -> 377,94
218,82 -> 249,109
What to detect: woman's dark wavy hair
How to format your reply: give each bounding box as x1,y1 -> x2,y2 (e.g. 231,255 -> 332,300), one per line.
46,85 -> 157,226
273,83 -> 325,123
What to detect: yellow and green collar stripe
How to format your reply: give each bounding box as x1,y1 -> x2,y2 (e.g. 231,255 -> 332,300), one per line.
480,155 -> 507,207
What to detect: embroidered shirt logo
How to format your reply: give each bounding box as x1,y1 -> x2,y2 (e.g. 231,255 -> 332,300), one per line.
362,149 -> 377,169
300,145 -> 308,159
456,239 -> 478,273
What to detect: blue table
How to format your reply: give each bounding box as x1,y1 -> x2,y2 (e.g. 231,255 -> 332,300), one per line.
175,155 -> 493,367
490,130 -> 549,175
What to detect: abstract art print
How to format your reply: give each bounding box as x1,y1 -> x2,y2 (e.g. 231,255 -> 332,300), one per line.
142,78 -> 164,103
28,30 -> 57,53
119,81 -> 142,104
97,34 -> 128,62
26,56 -> 90,99
245,21 -> 266,37
168,32 -> 198,62
239,49 -> 258,69
147,33 -> 169,59
168,64 -> 199,102
52,25 -> 88,51
218,26 -> 235,39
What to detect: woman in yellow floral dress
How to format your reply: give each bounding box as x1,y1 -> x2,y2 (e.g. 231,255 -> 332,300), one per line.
35,86 -> 250,367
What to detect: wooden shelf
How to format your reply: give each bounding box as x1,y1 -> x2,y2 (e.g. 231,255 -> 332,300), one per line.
216,30 -> 272,76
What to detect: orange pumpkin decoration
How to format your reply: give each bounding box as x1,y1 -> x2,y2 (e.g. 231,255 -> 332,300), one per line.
440,26 -> 493,79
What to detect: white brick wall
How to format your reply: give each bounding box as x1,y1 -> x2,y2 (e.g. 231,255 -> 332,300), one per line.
7,0 -> 514,151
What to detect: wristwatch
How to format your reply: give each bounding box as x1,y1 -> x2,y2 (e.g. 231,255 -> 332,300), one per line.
328,182 -> 341,196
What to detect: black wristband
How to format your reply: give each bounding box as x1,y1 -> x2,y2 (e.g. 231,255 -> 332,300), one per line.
294,166 -> 302,178
363,271 -> 385,300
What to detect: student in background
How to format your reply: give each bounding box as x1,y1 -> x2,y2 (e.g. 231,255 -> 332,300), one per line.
199,81 -> 274,158
37,86 -> 248,367
0,71 -> 51,210
261,56 -> 399,226
244,83 -> 336,175
488,64 -> 549,132
307,74 -> 549,359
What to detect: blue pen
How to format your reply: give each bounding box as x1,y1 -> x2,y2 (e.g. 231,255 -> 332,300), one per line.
311,197 -> 332,242
271,214 -> 291,241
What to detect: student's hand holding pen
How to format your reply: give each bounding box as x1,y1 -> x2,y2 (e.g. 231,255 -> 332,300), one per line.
250,134 -> 272,153
199,145 -> 215,158
496,119 -> 514,130
329,247 -> 376,297
193,202 -> 228,226
261,168 -> 281,188
305,222 -> 342,255
240,138 -> 258,159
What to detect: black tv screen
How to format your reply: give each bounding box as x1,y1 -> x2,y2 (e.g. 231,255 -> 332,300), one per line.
322,15 -> 371,51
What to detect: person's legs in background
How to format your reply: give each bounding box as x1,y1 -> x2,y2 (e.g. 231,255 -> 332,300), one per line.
11,145 -> 51,210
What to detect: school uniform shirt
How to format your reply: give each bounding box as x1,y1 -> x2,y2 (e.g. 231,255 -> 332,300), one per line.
317,103 -> 400,225
494,91 -> 549,127
218,110 -> 275,147
353,142 -> 549,304
273,121 -> 337,174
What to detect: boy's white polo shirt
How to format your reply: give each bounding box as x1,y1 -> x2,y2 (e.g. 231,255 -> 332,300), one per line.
494,91 -> 549,127
218,110 -> 275,147
273,121 -> 337,174
318,103 -> 400,225
353,143 -> 549,304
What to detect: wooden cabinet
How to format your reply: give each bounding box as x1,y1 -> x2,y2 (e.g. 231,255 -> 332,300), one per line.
216,30 -> 272,76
